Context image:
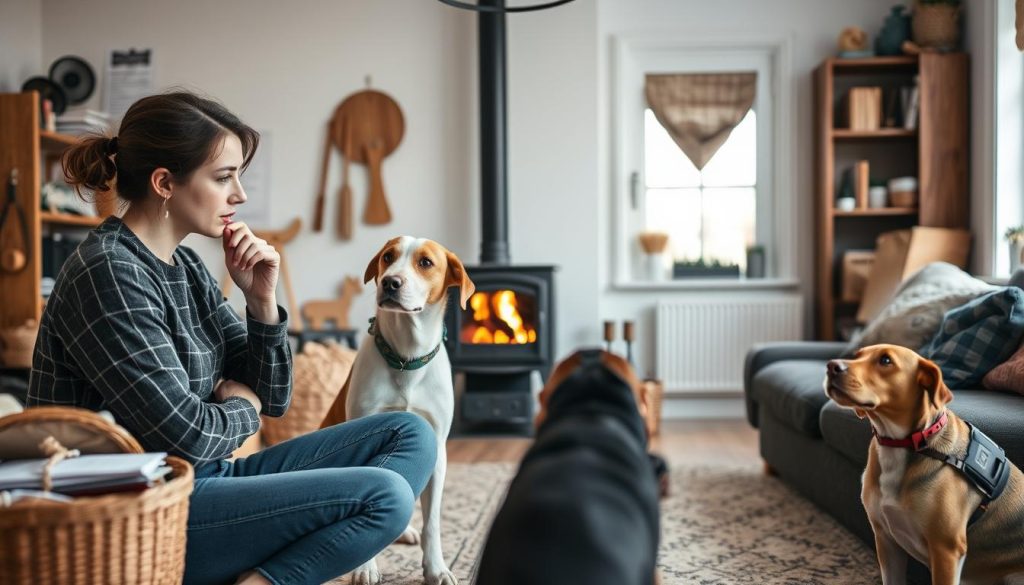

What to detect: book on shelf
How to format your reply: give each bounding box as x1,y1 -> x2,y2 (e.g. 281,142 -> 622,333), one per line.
846,87 -> 881,131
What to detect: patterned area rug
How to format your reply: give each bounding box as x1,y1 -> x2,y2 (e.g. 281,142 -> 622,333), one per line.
659,465 -> 879,584
326,462 -> 879,585
326,463 -> 517,585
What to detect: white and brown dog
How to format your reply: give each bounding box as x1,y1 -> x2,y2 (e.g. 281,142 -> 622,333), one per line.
321,236 -> 474,585
825,344 -> 1024,585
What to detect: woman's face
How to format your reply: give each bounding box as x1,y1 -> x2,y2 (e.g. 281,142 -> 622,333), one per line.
170,133 -> 247,238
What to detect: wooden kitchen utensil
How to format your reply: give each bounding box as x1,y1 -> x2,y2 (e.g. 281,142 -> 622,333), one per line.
337,125 -> 353,239
331,90 -> 404,226
362,139 -> 390,224
313,120 -> 334,232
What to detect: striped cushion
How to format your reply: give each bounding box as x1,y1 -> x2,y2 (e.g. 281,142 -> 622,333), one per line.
922,287 -> 1024,389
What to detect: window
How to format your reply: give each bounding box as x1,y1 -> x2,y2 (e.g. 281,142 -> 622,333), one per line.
613,36 -> 792,286
644,108 -> 757,268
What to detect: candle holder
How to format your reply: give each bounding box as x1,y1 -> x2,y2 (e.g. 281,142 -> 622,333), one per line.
622,320 -> 635,365
603,320 -> 615,352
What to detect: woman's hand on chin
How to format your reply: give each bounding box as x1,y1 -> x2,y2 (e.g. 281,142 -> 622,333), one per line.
222,222 -> 280,321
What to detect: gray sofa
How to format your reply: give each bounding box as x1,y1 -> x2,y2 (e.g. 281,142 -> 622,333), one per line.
744,341 -> 1024,583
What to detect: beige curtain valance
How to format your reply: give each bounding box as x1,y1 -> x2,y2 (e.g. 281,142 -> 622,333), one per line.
645,72 -> 757,171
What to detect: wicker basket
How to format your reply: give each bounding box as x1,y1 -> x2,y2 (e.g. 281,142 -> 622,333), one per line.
261,340 -> 355,446
912,2 -> 961,50
641,379 -> 664,436
0,408 -> 194,585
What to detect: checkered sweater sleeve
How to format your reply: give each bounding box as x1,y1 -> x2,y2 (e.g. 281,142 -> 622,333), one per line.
218,300 -> 292,417
42,257 -> 264,463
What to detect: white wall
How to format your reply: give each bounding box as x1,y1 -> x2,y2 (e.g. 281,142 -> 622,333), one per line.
32,0 -> 602,361
968,0 -> 997,277
38,0 -> 477,339
597,0 -> 896,386
507,1 -> 600,359
1,0 -> 42,93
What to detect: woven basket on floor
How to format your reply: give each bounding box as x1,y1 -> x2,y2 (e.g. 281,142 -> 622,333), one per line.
261,340 -> 356,446
0,407 -> 194,585
641,379 -> 664,436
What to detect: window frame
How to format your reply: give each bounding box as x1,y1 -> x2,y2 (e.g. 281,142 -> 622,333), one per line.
611,34 -> 795,287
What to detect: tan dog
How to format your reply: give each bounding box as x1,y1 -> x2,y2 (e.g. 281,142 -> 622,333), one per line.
824,344 -> 1024,585
321,236 -> 474,585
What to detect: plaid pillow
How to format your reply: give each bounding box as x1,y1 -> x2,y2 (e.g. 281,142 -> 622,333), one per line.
922,287 -> 1024,389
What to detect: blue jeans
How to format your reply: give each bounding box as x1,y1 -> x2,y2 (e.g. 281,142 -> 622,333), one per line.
183,411 -> 437,585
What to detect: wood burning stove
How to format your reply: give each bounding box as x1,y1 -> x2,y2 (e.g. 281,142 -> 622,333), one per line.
445,265 -> 555,429
442,0 -> 563,431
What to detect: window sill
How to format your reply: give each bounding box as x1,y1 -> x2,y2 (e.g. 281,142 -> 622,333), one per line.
610,277 -> 801,291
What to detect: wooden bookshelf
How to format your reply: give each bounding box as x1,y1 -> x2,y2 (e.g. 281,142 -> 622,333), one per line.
831,128 -> 917,140
40,211 -> 103,227
814,54 -> 969,341
40,129 -> 81,150
833,207 -> 918,217
0,92 -> 109,330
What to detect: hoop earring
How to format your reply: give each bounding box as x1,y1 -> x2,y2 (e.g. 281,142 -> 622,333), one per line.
162,197 -> 169,219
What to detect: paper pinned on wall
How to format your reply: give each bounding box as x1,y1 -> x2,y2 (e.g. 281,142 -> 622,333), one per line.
236,130 -> 271,228
103,48 -> 154,121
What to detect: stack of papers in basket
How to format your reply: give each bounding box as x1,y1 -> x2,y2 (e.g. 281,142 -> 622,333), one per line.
0,453 -> 170,496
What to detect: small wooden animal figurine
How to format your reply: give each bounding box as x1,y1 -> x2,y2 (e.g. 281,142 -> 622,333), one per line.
301,276 -> 362,330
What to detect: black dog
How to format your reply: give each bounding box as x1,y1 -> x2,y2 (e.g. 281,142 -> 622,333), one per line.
476,349 -> 661,585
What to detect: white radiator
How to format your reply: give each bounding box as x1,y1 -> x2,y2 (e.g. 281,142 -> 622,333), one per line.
656,296 -> 803,393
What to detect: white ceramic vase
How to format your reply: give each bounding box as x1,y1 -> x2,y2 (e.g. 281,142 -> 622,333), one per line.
645,253 -> 667,281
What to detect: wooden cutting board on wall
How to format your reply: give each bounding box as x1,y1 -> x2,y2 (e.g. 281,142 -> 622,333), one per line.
315,89 -> 405,235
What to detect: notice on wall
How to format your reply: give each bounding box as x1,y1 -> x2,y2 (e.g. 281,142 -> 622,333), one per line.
103,48 -> 154,121
236,131 -> 272,229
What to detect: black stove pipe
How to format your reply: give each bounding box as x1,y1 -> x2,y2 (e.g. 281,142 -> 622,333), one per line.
478,0 -> 510,265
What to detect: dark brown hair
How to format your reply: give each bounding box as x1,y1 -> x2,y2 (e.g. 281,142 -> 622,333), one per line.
62,91 -> 259,203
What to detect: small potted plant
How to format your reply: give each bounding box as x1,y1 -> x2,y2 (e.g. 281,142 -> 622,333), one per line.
672,258 -> 741,279
1005,225 -> 1024,273
746,245 -> 766,279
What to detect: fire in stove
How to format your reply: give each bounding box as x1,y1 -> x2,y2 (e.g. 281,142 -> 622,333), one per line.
461,290 -> 538,345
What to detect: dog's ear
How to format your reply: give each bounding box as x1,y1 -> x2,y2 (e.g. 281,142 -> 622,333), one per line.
917,358 -> 953,408
363,239 -> 396,285
445,251 -> 476,309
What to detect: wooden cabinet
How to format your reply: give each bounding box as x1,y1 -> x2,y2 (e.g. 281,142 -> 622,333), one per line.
0,92 -> 106,330
814,54 -> 969,340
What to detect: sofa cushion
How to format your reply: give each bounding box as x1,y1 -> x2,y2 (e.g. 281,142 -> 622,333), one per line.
922,287 -> 1024,389
982,338 -> 1024,396
751,360 -> 830,437
820,401 -> 873,467
950,390 -> 1024,468
848,262 -> 995,354
819,390 -> 1024,470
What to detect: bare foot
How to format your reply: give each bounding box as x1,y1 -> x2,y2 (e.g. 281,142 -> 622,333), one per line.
235,570 -> 272,585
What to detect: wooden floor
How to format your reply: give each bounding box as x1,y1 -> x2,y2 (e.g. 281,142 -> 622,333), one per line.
446,419 -> 760,467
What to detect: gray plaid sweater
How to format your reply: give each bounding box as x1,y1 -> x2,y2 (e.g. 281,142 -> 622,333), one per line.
28,217 -> 292,464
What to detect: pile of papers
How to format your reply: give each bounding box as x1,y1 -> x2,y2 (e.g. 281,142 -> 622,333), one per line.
0,452 -> 170,496
56,108 -> 112,136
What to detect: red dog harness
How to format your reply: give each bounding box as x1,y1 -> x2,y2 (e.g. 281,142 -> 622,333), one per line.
872,411 -> 1011,528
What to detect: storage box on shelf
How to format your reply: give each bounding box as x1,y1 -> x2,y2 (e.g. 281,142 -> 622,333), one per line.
814,54 -> 968,340
0,92 -> 111,337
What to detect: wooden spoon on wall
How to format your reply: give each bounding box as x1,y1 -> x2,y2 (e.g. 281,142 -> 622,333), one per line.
336,123 -> 353,239
332,90 -> 404,225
